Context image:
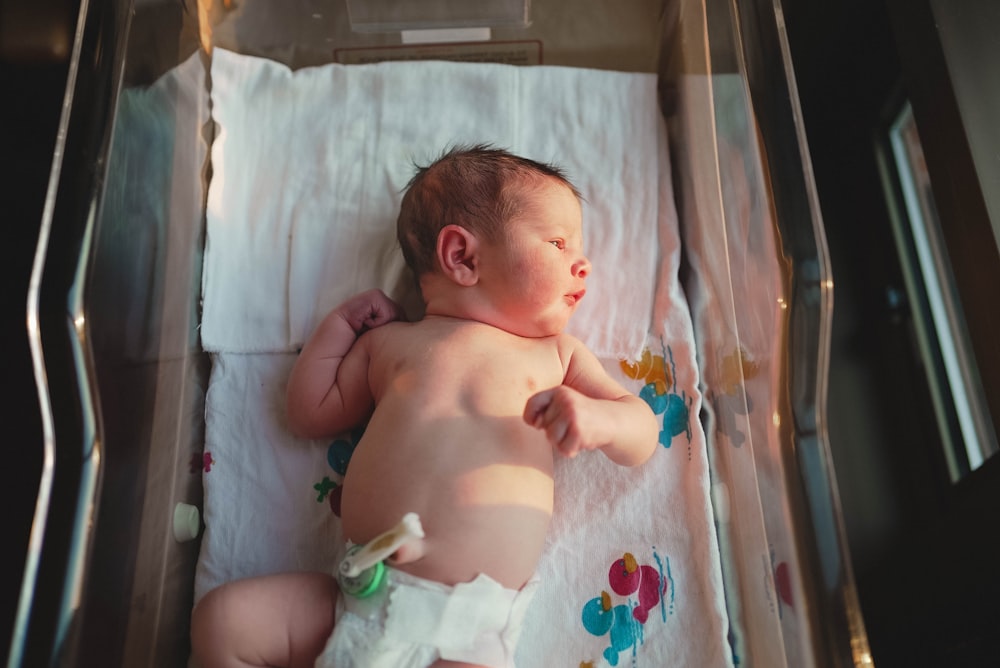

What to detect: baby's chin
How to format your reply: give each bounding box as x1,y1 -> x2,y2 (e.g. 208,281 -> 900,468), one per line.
499,316 -> 571,340
472,303 -> 576,339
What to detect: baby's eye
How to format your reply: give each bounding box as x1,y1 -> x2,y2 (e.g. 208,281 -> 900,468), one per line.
549,239 -> 565,250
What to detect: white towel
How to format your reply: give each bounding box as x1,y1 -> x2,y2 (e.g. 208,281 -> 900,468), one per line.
201,48 -> 665,361
194,353 -> 344,597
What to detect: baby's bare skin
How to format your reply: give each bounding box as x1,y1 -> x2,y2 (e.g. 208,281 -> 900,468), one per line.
283,179 -> 659,593
342,317 -> 566,590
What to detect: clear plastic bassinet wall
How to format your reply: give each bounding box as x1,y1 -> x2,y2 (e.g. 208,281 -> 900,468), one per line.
14,0 -> 870,666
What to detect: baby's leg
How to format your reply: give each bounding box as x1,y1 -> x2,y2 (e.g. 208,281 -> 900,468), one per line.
191,572 -> 337,668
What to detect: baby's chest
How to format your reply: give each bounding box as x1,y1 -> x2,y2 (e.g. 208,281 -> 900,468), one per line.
455,337 -> 562,381
383,336 -> 565,406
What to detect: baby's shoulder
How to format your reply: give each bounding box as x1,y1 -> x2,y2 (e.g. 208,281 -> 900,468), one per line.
361,318 -> 450,357
552,330 -> 589,356
360,319 -> 414,347
551,331 -> 605,372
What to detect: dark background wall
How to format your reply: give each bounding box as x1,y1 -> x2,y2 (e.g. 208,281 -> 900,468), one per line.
0,0 -> 77,660
781,0 -> 1000,665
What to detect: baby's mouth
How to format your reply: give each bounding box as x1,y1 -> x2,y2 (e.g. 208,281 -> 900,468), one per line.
568,289 -> 586,304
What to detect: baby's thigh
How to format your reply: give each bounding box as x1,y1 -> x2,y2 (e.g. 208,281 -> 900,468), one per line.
191,572 -> 337,668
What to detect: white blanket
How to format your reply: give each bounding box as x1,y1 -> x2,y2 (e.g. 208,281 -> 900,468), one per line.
194,50 -> 732,668
201,48 -> 664,361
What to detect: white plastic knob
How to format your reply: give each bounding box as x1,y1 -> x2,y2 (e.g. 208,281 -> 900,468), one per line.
173,502 -> 201,542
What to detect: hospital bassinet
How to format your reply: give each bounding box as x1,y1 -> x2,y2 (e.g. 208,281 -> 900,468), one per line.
12,0 -> 871,666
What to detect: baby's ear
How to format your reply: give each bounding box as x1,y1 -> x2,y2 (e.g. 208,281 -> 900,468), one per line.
436,224 -> 479,286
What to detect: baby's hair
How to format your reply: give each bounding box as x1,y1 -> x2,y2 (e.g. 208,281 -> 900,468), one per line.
397,143 -> 581,277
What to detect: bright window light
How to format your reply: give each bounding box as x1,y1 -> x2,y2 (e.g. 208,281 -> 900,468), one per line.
888,102 -> 998,479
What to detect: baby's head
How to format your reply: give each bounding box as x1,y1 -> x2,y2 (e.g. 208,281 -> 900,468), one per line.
397,144 -> 582,278
396,144 -> 589,337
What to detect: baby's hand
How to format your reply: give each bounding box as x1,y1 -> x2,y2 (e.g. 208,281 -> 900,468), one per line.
523,386 -> 611,459
340,289 -> 406,335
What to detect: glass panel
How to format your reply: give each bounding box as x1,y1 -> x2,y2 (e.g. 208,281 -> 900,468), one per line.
887,101 -> 999,479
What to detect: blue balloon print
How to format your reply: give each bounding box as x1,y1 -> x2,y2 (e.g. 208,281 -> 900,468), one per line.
582,597 -> 614,636
327,439 -> 356,476
582,596 -> 643,666
662,393 -> 690,438
639,383 -> 668,414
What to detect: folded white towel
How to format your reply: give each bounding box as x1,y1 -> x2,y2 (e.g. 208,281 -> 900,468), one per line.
202,48 -> 666,361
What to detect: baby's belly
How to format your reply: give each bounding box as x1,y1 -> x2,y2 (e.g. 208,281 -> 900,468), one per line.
340,417 -> 554,590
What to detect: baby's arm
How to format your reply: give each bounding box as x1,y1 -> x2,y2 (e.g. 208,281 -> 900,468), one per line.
524,336 -> 658,467
286,289 -> 404,439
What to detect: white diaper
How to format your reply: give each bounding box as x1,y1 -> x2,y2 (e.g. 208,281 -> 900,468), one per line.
315,566 -> 538,668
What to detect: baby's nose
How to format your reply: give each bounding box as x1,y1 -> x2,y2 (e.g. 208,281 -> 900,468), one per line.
574,255 -> 591,278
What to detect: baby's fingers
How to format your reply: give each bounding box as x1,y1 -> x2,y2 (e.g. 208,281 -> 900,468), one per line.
378,293 -> 407,323
523,389 -> 555,428
351,290 -> 405,331
524,389 -> 582,457
365,302 -> 401,328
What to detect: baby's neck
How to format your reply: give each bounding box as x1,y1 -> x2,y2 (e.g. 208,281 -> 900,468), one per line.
419,281 -> 489,324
